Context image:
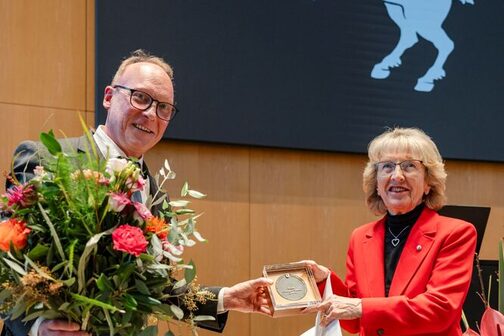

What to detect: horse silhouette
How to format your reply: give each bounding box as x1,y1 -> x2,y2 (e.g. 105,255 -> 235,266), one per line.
371,0 -> 474,92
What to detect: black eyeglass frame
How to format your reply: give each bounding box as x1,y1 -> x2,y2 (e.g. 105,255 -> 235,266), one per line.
113,85 -> 179,121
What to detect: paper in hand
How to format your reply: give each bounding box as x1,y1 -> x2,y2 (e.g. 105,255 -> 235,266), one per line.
300,275 -> 342,336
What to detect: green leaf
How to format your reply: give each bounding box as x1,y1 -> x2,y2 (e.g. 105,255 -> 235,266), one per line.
193,315 -> 216,322
164,331 -> 175,336
170,304 -> 184,320
22,310 -> 46,322
71,293 -> 125,313
10,295 -> 28,320
138,326 -> 158,336
184,260 -> 196,284
151,193 -> 167,208
97,273 -> 114,292
0,288 -> 12,303
58,302 -> 71,311
187,189 -> 206,199
67,239 -> 79,275
77,227 -> 114,293
26,243 -> 50,260
172,279 -> 186,290
38,203 -> 66,261
122,293 -> 138,310
180,182 -> 189,197
135,279 -> 151,295
62,277 -> 75,287
103,307 -> 115,336
175,209 -> 195,215
193,231 -> 207,243
169,200 -> 190,207
2,257 -> 26,276
40,131 -> 62,155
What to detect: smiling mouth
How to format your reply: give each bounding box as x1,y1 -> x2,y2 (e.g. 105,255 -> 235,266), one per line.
389,186 -> 409,192
133,123 -> 154,134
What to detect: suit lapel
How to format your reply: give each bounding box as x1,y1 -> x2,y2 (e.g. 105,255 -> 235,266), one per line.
362,218 -> 386,297
75,135 -> 104,161
388,208 -> 437,296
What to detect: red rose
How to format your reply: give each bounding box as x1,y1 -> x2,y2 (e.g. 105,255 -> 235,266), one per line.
0,218 -> 31,252
112,225 -> 148,257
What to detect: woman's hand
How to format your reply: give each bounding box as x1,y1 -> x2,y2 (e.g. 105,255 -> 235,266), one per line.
298,260 -> 330,283
304,295 -> 362,327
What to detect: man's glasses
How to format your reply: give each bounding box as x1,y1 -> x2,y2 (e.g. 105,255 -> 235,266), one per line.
375,159 -> 424,176
113,85 -> 179,121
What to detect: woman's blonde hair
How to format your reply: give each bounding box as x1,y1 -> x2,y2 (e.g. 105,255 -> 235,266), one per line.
363,127 -> 447,215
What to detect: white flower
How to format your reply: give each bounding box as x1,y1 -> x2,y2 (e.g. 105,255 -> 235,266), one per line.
106,158 -> 128,176
33,166 -> 47,177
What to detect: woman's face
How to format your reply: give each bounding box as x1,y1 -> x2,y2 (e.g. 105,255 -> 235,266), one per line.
376,151 -> 431,215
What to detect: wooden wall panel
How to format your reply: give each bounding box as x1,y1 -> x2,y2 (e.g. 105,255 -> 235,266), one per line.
146,142 -> 252,336
86,0 -> 95,112
445,161 -> 504,259
0,0 -> 87,110
0,104 -> 90,191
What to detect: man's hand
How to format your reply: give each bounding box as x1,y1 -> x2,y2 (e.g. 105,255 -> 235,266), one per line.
38,320 -> 90,336
223,277 -> 273,316
304,295 -> 362,326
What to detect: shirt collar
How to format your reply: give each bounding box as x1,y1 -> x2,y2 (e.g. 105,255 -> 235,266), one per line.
93,125 -> 144,166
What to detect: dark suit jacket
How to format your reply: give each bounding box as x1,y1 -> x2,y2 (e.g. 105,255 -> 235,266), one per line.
2,135 -> 228,336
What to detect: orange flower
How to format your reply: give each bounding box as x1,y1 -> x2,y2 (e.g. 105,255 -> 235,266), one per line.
0,218 -> 31,252
145,216 -> 169,240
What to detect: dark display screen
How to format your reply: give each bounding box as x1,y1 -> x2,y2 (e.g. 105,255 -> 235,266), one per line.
96,0 -> 504,161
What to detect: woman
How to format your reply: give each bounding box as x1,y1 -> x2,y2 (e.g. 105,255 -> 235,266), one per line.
305,127 -> 476,335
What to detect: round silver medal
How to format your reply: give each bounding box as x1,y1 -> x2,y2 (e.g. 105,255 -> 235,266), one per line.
275,273 -> 307,301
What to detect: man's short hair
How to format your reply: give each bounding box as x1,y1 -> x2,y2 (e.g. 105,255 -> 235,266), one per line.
111,49 -> 174,84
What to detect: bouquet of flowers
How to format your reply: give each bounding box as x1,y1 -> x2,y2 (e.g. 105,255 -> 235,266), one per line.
0,130 -> 213,336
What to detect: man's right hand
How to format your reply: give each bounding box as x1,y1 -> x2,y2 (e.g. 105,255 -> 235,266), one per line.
38,320 -> 89,336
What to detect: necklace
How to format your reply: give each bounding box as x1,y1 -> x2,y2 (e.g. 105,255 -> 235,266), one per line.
388,226 -> 410,247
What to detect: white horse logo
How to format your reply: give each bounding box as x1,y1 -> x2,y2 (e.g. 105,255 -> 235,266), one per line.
371,0 -> 474,92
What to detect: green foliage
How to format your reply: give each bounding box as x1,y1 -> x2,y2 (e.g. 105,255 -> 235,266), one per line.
0,135 -> 210,335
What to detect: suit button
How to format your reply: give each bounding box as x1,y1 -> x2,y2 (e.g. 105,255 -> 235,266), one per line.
377,328 -> 385,335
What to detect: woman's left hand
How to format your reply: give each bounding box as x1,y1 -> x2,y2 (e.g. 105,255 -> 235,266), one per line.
304,295 -> 362,327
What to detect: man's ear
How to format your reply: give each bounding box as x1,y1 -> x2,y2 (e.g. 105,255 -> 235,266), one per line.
103,86 -> 114,110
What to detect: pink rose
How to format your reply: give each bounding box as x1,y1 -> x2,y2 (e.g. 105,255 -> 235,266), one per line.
112,225 -> 148,257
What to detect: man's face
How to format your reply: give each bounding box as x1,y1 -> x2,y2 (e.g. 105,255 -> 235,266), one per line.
102,62 -> 174,158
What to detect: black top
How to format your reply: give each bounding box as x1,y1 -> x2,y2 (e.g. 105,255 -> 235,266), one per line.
384,203 -> 424,296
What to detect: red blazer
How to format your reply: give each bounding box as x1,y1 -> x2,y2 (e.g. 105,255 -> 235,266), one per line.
319,207 -> 477,336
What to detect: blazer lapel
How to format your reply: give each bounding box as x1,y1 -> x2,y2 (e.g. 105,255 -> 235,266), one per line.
76,135 -> 104,161
388,208 -> 437,296
362,218 -> 386,297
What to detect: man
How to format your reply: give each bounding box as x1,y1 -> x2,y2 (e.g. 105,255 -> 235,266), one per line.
2,50 -> 272,336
